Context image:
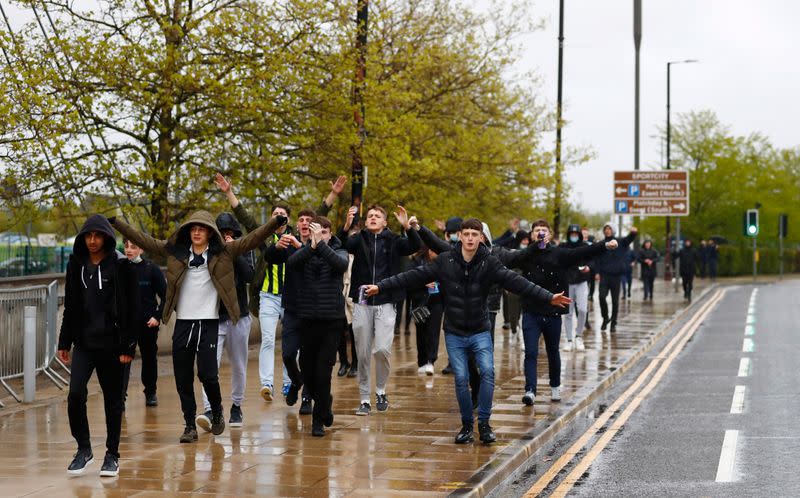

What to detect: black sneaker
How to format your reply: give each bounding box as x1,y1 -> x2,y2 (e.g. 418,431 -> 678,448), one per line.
376,394 -> 389,412
179,426 -> 198,443
324,395 -> 334,427
478,422 -> 496,444
347,364 -> 358,378
211,411 -> 225,435
286,383 -> 302,406
145,394 -> 158,407
600,318 -> 609,331
355,402 -> 371,416
454,424 -> 474,444
99,453 -> 119,477
337,363 -> 350,377
67,448 -> 93,475
312,423 -> 325,437
229,404 -> 243,428
442,364 -> 453,375
610,322 -> 617,333
299,398 -> 313,415
196,410 -> 213,433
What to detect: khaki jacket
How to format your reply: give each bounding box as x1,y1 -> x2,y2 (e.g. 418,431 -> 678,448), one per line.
112,211 -> 281,325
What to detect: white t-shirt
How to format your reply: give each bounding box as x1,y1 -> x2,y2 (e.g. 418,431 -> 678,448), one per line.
176,247 -> 219,320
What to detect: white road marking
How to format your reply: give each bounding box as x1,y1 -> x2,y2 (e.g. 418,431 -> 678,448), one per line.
744,325 -> 755,336
715,430 -> 740,482
738,358 -> 751,377
730,385 -> 746,414
743,338 -> 755,352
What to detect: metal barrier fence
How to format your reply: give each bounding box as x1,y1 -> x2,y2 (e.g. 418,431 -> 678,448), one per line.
0,281 -> 67,405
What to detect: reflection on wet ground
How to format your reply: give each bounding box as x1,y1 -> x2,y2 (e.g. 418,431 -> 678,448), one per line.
0,281 -> 705,496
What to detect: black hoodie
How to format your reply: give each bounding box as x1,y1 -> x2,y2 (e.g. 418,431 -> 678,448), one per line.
58,215 -> 139,356
215,212 -> 255,320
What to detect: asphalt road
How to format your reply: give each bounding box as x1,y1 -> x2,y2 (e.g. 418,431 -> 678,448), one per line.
563,280 -> 800,497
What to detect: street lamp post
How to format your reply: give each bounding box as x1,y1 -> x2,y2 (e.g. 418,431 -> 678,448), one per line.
664,59 -> 697,283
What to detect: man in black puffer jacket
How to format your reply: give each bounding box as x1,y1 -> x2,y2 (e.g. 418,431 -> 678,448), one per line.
364,218 -> 571,446
503,220 -> 614,410
592,223 -> 638,332
674,238 -> 699,301
57,215 -> 140,477
288,216 -> 349,437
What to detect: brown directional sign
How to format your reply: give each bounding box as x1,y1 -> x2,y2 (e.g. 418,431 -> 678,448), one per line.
613,171 -> 689,216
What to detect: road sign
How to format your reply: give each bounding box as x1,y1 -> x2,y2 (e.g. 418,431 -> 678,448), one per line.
613,171 -> 689,216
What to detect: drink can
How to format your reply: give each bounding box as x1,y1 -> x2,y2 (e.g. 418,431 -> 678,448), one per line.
358,285 -> 369,304
427,281 -> 440,294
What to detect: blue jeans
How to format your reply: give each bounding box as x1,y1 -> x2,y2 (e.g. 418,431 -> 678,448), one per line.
444,331 -> 494,425
521,313 -> 562,394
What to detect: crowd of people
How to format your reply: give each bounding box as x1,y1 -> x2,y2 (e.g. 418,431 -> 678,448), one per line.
55,174 -> 717,476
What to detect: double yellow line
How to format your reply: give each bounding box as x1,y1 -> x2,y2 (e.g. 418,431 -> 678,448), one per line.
525,288 -> 726,497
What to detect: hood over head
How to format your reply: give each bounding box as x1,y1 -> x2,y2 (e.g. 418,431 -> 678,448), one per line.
445,217 -> 463,234
603,223 -> 617,237
215,212 -> 243,238
169,210 -> 224,253
73,214 -> 117,258
566,223 -> 583,242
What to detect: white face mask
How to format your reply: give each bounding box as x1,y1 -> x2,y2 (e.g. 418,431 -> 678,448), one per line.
130,255 -> 143,264
569,235 -> 579,243
449,234 -> 459,243
519,243 -> 529,249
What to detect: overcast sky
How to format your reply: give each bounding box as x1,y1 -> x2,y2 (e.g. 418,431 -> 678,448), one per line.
511,0 -> 800,213
5,1 -> 799,215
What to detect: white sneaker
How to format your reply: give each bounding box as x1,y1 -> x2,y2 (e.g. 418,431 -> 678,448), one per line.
424,363 -> 434,376
562,340 -> 574,352
522,391 -> 535,406
417,366 -> 427,375
551,386 -> 562,402
575,337 -> 585,351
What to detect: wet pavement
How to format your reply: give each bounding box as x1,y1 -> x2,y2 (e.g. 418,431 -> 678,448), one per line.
0,279 -> 708,497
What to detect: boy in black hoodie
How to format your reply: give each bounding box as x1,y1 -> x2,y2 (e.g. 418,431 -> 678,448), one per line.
57,215 -> 140,477
121,238 -> 166,408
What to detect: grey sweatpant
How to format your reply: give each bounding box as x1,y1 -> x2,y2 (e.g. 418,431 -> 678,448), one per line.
353,303 -> 396,402
202,315 -> 252,411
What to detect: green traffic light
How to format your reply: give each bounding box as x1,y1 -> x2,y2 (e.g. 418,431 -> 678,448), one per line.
748,225 -> 757,235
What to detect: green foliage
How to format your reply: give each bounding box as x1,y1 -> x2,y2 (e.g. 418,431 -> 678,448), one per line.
1,0 -> 563,237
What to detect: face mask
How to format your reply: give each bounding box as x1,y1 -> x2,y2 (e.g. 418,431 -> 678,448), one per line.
519,243 -> 528,249
130,255 -> 142,264
449,234 -> 459,243
569,235 -> 579,243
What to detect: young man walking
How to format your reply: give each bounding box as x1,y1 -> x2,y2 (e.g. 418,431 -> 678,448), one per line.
287,217 -> 348,436
558,224 -> 595,352
637,239 -> 660,301
342,204 -> 422,415
110,211 -> 285,443
58,215 -> 140,477
365,218 -> 571,443
121,238 -> 166,408
593,223 -> 638,333
196,213 -> 255,431
503,220 -> 615,409
675,239 -> 699,301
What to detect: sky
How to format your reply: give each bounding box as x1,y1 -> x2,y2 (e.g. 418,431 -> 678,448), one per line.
507,0 -> 800,213
4,1 -> 800,215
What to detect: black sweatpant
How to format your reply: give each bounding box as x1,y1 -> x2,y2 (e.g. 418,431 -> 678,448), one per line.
681,272 -> 695,299
282,310 -> 309,399
599,275 -> 622,325
172,319 -> 222,428
338,323 -> 357,366
299,318 -> 344,425
122,325 -> 159,400
642,274 -> 656,300
68,347 -> 125,457
415,300 -> 444,367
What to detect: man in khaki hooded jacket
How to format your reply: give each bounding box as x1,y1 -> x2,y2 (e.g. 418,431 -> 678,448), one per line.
110,211 -> 286,442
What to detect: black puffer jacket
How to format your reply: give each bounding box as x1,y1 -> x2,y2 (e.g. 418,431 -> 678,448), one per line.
502,241 -> 607,316
376,243 -> 554,336
559,230 -> 595,285
287,236 -> 348,319
216,213 -> 255,320
58,215 -> 139,356
343,226 -> 421,305
637,246 -> 660,278
594,231 -> 638,276
675,245 -> 699,276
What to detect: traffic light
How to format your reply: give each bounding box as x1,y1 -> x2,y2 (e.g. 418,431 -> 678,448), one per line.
744,209 -> 759,237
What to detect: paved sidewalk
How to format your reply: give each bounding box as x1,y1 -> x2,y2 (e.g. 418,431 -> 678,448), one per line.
0,279 -> 710,496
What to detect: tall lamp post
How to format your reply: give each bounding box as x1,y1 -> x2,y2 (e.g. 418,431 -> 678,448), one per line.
664,58 -> 698,282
